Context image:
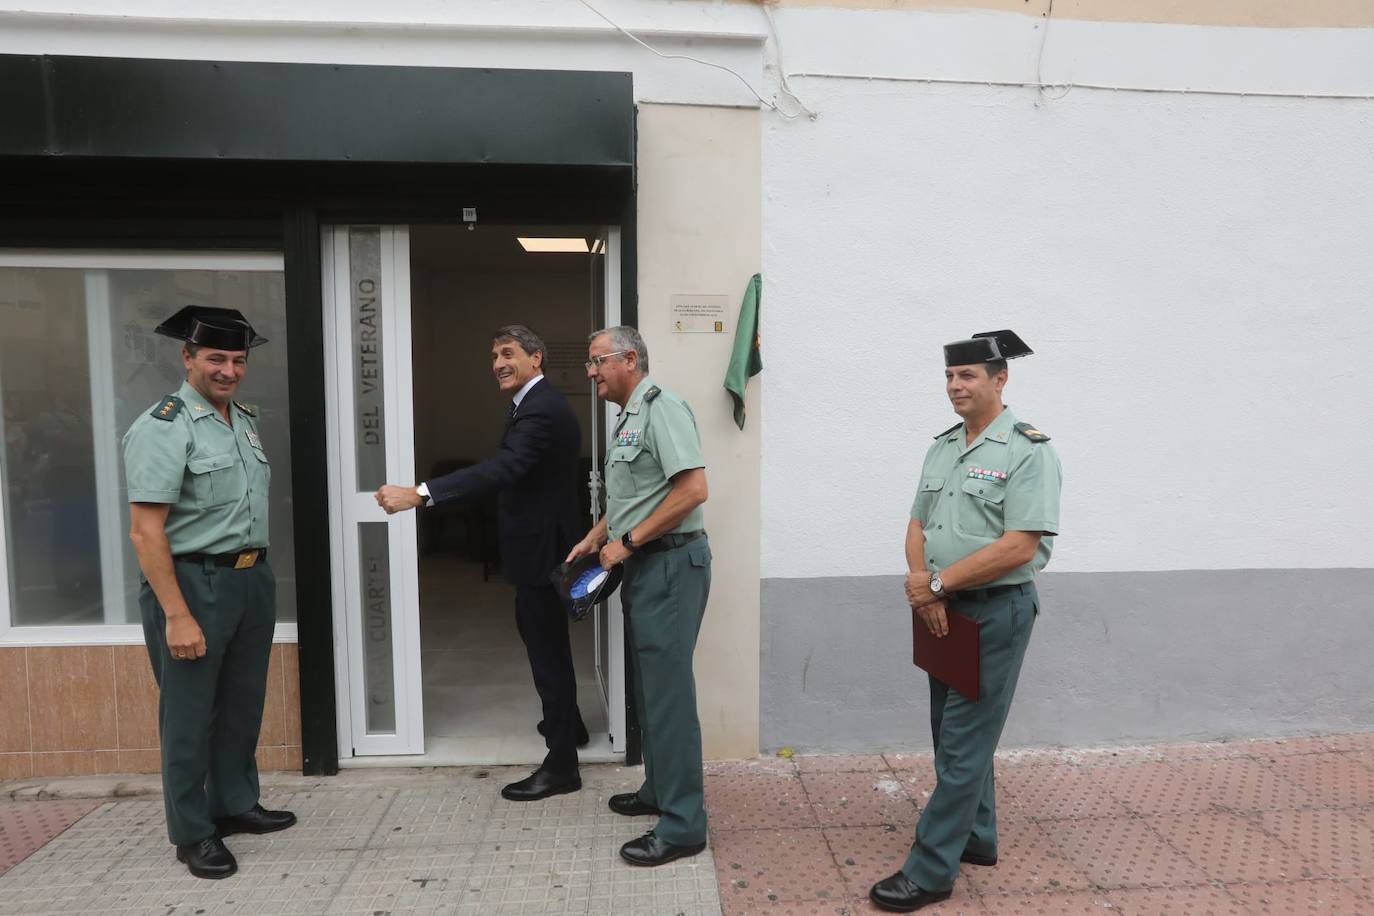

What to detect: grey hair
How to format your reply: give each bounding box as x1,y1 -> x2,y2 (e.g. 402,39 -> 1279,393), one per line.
588,325 -> 649,374
492,324 -> 547,360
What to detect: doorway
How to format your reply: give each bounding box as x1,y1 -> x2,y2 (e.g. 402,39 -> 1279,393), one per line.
323,223 -> 625,767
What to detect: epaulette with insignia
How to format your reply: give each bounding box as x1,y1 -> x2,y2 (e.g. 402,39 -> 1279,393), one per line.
234,400 -> 258,417
644,386 -> 661,402
1014,422 -> 1050,442
151,396 -> 184,421
934,422 -> 962,439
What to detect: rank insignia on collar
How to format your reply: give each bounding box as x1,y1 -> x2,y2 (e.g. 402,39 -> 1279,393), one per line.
193,404 -> 206,412
247,430 -> 262,449
234,400 -> 258,417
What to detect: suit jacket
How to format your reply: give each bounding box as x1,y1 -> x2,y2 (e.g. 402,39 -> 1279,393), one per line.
426,377 -> 584,588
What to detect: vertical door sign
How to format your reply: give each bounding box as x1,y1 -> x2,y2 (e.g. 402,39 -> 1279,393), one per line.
350,228 -> 386,489
670,294 -> 730,333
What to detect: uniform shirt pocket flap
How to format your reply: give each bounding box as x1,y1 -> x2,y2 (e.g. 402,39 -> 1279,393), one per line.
961,477 -> 1006,503
920,477 -> 945,492
609,445 -> 642,464
188,453 -> 235,474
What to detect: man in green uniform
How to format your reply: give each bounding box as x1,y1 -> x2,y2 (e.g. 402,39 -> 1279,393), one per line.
870,330 -> 1062,912
566,325 -> 712,867
122,306 -> 296,880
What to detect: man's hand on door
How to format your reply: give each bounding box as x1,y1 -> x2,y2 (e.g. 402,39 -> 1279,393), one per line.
376,484 -> 425,514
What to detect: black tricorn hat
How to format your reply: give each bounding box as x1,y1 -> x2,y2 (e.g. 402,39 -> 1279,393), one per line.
155,306 -> 268,350
943,329 -> 1032,367
549,554 -> 624,622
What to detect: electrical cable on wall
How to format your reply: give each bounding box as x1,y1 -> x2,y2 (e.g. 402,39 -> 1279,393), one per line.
575,0 -> 815,119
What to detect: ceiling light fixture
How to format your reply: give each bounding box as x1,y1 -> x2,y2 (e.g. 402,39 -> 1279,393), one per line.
517,237 -> 591,253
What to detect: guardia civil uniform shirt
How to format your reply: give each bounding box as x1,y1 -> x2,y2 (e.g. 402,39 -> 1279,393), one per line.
911,407 -> 1061,582
122,379 -> 271,552
604,376 -> 705,538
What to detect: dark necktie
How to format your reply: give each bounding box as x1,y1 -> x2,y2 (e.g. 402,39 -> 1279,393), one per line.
508,402 -> 518,419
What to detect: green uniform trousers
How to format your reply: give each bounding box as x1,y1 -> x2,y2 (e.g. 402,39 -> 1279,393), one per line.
140,558 -> 276,846
622,534 -> 712,846
904,582 -> 1037,891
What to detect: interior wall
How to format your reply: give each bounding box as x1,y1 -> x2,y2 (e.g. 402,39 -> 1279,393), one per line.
635,104 -> 763,759
410,227 -> 600,486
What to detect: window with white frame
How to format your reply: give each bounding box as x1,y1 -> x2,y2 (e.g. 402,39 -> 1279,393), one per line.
0,251 -> 297,645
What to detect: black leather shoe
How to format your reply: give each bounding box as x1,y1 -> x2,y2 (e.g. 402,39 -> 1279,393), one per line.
537,720 -> 591,748
176,836 -> 237,879
214,803 -> 297,837
608,792 -> 661,817
501,767 -> 582,801
868,871 -> 953,912
619,831 -> 706,867
960,850 -> 997,866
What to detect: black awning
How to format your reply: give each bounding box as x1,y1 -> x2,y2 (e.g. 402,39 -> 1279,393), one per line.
0,55 -> 634,168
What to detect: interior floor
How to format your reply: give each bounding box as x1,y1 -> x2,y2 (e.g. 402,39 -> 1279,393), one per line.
342,555 -> 613,768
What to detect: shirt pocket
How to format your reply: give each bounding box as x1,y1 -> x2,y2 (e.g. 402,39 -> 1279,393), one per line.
187,452 -> 244,508
957,476 -> 1006,537
606,445 -> 643,498
914,476 -> 945,522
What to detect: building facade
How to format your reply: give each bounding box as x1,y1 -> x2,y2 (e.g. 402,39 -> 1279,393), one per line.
0,0 -> 1370,780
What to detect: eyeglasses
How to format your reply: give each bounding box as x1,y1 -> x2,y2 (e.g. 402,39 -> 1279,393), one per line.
584,350 -> 629,371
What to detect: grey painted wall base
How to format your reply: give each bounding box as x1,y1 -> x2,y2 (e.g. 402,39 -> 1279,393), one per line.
760,569 -> 1374,754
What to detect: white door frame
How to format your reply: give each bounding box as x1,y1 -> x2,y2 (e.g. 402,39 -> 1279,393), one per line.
323,225 -> 424,757
595,227 -> 627,754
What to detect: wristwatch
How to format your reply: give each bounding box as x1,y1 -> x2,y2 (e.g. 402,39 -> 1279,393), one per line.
622,530 -> 637,552
929,572 -> 945,597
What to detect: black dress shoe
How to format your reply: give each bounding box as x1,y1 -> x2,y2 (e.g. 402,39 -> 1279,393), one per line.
537,720 -> 591,748
214,803 -> 297,836
501,767 -> 582,801
868,871 -> 952,912
608,792 -> 661,817
176,836 -> 237,879
960,850 -> 997,866
619,831 -> 706,867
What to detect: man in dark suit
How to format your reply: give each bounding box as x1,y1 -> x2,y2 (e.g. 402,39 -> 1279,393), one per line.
376,324 -> 588,800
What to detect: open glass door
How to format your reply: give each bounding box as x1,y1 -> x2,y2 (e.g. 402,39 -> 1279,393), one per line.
591,228 -> 627,754
322,226 -> 424,756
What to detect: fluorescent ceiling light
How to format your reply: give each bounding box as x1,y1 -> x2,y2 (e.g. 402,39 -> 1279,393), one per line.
517,237 -> 590,253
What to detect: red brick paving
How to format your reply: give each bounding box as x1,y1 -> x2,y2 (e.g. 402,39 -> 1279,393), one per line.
0,799 -> 101,877
708,734 -> 1374,914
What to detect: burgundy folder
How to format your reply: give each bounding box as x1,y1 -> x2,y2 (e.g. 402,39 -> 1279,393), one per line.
912,606 -> 981,702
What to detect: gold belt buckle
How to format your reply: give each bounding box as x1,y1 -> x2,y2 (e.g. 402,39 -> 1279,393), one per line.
234,549 -> 260,570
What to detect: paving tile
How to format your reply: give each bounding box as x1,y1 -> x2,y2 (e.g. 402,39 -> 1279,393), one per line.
1097,758 -> 1316,816
705,758 -> 797,778
1150,811 -> 1316,883
849,888 -> 986,914
711,827 -> 845,909
0,800 -> 101,877
1051,814 -> 1210,888
1252,807 -> 1374,878
978,889 -> 1118,914
706,767 -> 817,831
884,751 -> 935,774
1225,878 -> 1371,914
996,764 -> 1129,820
1261,751 -> 1374,807
1107,883 -> 1246,914
1347,876 -> 1374,903
1316,733 -> 1374,754
801,771 -> 918,828
824,824 -> 915,896
261,787 -> 398,851
795,754 -> 891,774
960,817 -> 1093,896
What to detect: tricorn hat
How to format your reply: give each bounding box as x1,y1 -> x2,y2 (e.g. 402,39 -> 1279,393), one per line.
155,306 -> 268,350
943,329 -> 1032,367
549,554 -> 624,622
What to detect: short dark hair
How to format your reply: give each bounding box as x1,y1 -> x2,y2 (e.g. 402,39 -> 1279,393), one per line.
183,343 -> 202,358
985,359 -> 1008,377
492,325 -> 546,359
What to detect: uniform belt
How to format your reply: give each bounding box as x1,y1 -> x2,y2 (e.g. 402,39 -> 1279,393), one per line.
956,582 -> 1028,601
637,530 -> 706,554
174,548 -> 267,569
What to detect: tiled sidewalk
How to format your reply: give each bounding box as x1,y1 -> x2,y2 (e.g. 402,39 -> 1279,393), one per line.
707,734 -> 1374,914
3,734 -> 1373,914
